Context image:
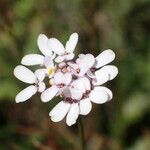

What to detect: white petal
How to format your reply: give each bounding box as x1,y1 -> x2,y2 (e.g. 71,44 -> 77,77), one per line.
41,85 -> 59,102
100,65 -> 118,80
37,34 -> 52,56
65,33 -> 78,53
48,38 -> 65,55
38,82 -> 46,93
79,98 -> 92,115
78,54 -> 85,58
65,53 -> 74,60
35,69 -> 46,82
50,101 -> 70,122
21,54 -> 44,66
55,55 -> 65,63
15,85 -> 37,103
78,54 -> 95,69
70,87 -> 83,100
71,79 -> 86,93
14,65 -> 36,84
95,49 -> 115,68
94,69 -> 110,85
63,73 -> 72,85
81,77 -> 91,91
54,72 -> 63,85
89,87 -> 109,104
93,86 -> 113,101
66,103 -> 79,126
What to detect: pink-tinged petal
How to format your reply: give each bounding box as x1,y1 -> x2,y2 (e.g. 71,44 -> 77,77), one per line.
65,33 -> 78,53
48,38 -> 65,55
70,87 -> 83,100
50,101 -> 71,122
78,64 -> 89,76
38,82 -> 46,93
67,62 -> 78,70
79,98 -> 92,115
37,34 -> 52,56
71,79 -> 86,93
63,72 -> 72,85
44,56 -> 54,69
14,65 -> 36,84
95,49 -> 115,68
55,55 -> 65,63
93,69 -> 110,85
41,85 -> 59,102
65,53 -> 74,60
100,65 -> 118,80
54,72 -> 63,85
35,69 -> 46,82
58,62 -> 67,68
21,54 -> 44,66
87,69 -> 95,78
66,103 -> 79,126
15,85 -> 37,103
89,87 -> 109,104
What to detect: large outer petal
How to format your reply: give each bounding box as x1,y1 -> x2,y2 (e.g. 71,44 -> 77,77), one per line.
37,34 -> 52,56
48,38 -> 65,55
66,103 -> 79,126
14,65 -> 36,84
100,65 -> 118,80
21,54 -> 44,66
15,85 -> 37,103
41,85 -> 59,102
95,49 -> 115,68
89,87 -> 110,104
79,98 -> 92,115
50,101 -> 71,122
65,33 -> 78,53
93,69 -> 110,85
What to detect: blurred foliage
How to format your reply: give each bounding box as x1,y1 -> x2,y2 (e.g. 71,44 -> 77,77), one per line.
0,0 -> 150,149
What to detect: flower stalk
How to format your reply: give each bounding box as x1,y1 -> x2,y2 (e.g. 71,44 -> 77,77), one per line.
78,116 -> 86,150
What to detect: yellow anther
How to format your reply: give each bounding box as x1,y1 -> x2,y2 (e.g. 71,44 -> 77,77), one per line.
48,68 -> 54,76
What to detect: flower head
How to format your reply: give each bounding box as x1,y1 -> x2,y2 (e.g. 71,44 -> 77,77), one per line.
14,33 -> 118,126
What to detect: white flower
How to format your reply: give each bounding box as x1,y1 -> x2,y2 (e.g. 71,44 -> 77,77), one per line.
49,77 -> 112,126
14,33 -> 118,127
41,71 -> 72,102
48,33 -> 78,63
21,34 -> 55,66
14,65 -> 46,103
86,49 -> 118,85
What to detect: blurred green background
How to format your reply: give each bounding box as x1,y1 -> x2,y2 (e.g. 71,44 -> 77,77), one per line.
0,0 -> 150,149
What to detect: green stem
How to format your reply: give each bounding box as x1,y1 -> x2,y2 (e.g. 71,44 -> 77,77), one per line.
78,116 -> 86,150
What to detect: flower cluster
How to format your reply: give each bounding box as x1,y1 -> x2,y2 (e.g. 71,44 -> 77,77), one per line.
14,33 -> 118,126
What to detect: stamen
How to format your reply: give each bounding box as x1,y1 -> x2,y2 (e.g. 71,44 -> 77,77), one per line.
48,68 -> 54,76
